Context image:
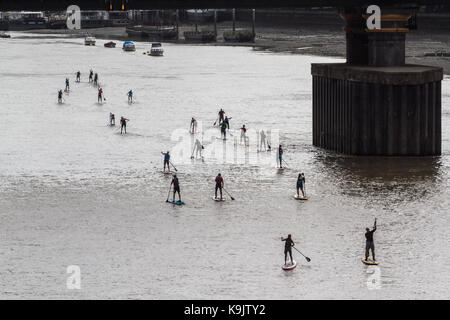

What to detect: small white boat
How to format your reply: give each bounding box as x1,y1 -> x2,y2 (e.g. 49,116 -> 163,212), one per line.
149,42 -> 164,56
0,31 -> 11,38
84,36 -> 96,46
122,41 -> 136,52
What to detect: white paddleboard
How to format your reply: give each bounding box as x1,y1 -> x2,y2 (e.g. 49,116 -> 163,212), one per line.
212,197 -> 225,202
161,171 -> 172,174
282,260 -> 297,271
361,257 -> 379,265
294,195 -> 308,201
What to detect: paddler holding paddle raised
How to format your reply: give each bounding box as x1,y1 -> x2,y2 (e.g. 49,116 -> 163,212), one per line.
364,218 -> 377,262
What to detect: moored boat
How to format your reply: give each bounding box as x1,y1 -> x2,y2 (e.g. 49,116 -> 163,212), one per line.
0,31 -> 11,38
122,41 -> 136,51
104,41 -> 116,48
84,36 -> 96,46
149,42 -> 164,56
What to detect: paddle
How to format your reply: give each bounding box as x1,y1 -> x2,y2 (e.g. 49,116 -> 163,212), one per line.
223,187 -> 235,200
282,159 -> 290,168
169,160 -> 178,172
213,117 -> 218,126
165,183 -> 172,202
292,246 -> 311,262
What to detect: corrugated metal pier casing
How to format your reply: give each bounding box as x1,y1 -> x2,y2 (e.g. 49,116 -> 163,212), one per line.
312,64 -> 443,156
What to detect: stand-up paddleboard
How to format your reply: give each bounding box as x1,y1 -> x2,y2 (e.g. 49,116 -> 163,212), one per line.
167,199 -> 185,205
361,257 -> 378,265
294,195 -> 308,201
212,197 -> 225,202
282,260 -> 297,271
161,171 -> 172,175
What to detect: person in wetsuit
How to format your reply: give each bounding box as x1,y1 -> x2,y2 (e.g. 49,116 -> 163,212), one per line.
224,116 -> 230,129
58,89 -> 63,103
240,124 -> 247,144
161,151 -> 171,172
215,173 -> 224,200
278,145 -> 284,168
120,116 -> 129,134
98,87 -> 103,103
94,73 -> 98,86
194,138 -> 203,158
281,234 -> 295,265
89,69 -> 93,83
220,120 -> 227,140
296,173 -> 306,198
218,108 -> 225,125
365,219 -> 377,261
127,90 -> 133,103
65,78 -> 70,91
109,112 -> 115,126
76,71 -> 81,83
190,117 -> 197,134
171,174 -> 181,202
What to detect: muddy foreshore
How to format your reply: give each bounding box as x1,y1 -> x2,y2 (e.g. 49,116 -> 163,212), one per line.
23,12 -> 450,75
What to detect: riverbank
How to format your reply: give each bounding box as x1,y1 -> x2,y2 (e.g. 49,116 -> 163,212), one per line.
21,12 -> 450,74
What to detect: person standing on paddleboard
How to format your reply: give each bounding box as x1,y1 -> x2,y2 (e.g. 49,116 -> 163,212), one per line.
281,234 -> 295,265
162,151 -> 171,172
89,69 -> 93,83
220,120 -> 227,140
171,174 -> 181,202
120,116 -> 129,134
190,117 -> 197,134
365,218 -> 377,261
127,90 -> 133,103
98,87 -> 103,103
109,112 -> 115,126
94,73 -> 98,86
215,173 -> 224,200
240,124 -> 247,144
57,89 -> 63,103
218,108 -> 225,125
296,173 -> 306,198
278,145 -> 284,168
65,78 -> 70,92
194,138 -> 203,158
76,71 -> 81,83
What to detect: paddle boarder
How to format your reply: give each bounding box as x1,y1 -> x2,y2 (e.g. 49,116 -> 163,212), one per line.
162,151 -> 171,172
240,124 -> 247,144
260,130 -> 267,151
220,120 -> 227,140
109,112 -> 115,126
127,90 -> 133,103
281,234 -> 295,265
365,219 -> 377,262
171,174 -> 181,202
76,71 -> 81,83
120,116 -> 129,134
94,73 -> 98,86
193,138 -> 203,158
296,173 -> 306,198
89,69 -> 93,83
98,87 -> 103,103
57,90 -> 63,103
65,78 -> 70,91
190,117 -> 197,134
215,173 -> 224,200
278,145 -> 284,168
218,108 -> 225,125
224,116 -> 230,129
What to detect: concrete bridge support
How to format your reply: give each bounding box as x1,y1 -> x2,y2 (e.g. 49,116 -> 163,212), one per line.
312,8 -> 443,155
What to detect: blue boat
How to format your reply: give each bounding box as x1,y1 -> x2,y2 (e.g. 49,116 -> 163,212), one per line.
122,41 -> 136,52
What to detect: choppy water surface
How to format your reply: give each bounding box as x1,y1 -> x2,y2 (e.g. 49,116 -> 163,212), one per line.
1,33 -> 450,299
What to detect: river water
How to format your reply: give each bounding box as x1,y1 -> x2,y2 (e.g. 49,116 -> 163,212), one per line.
1,32 -> 450,299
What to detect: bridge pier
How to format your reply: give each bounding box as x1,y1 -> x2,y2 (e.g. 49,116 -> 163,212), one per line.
312,8 -> 443,156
